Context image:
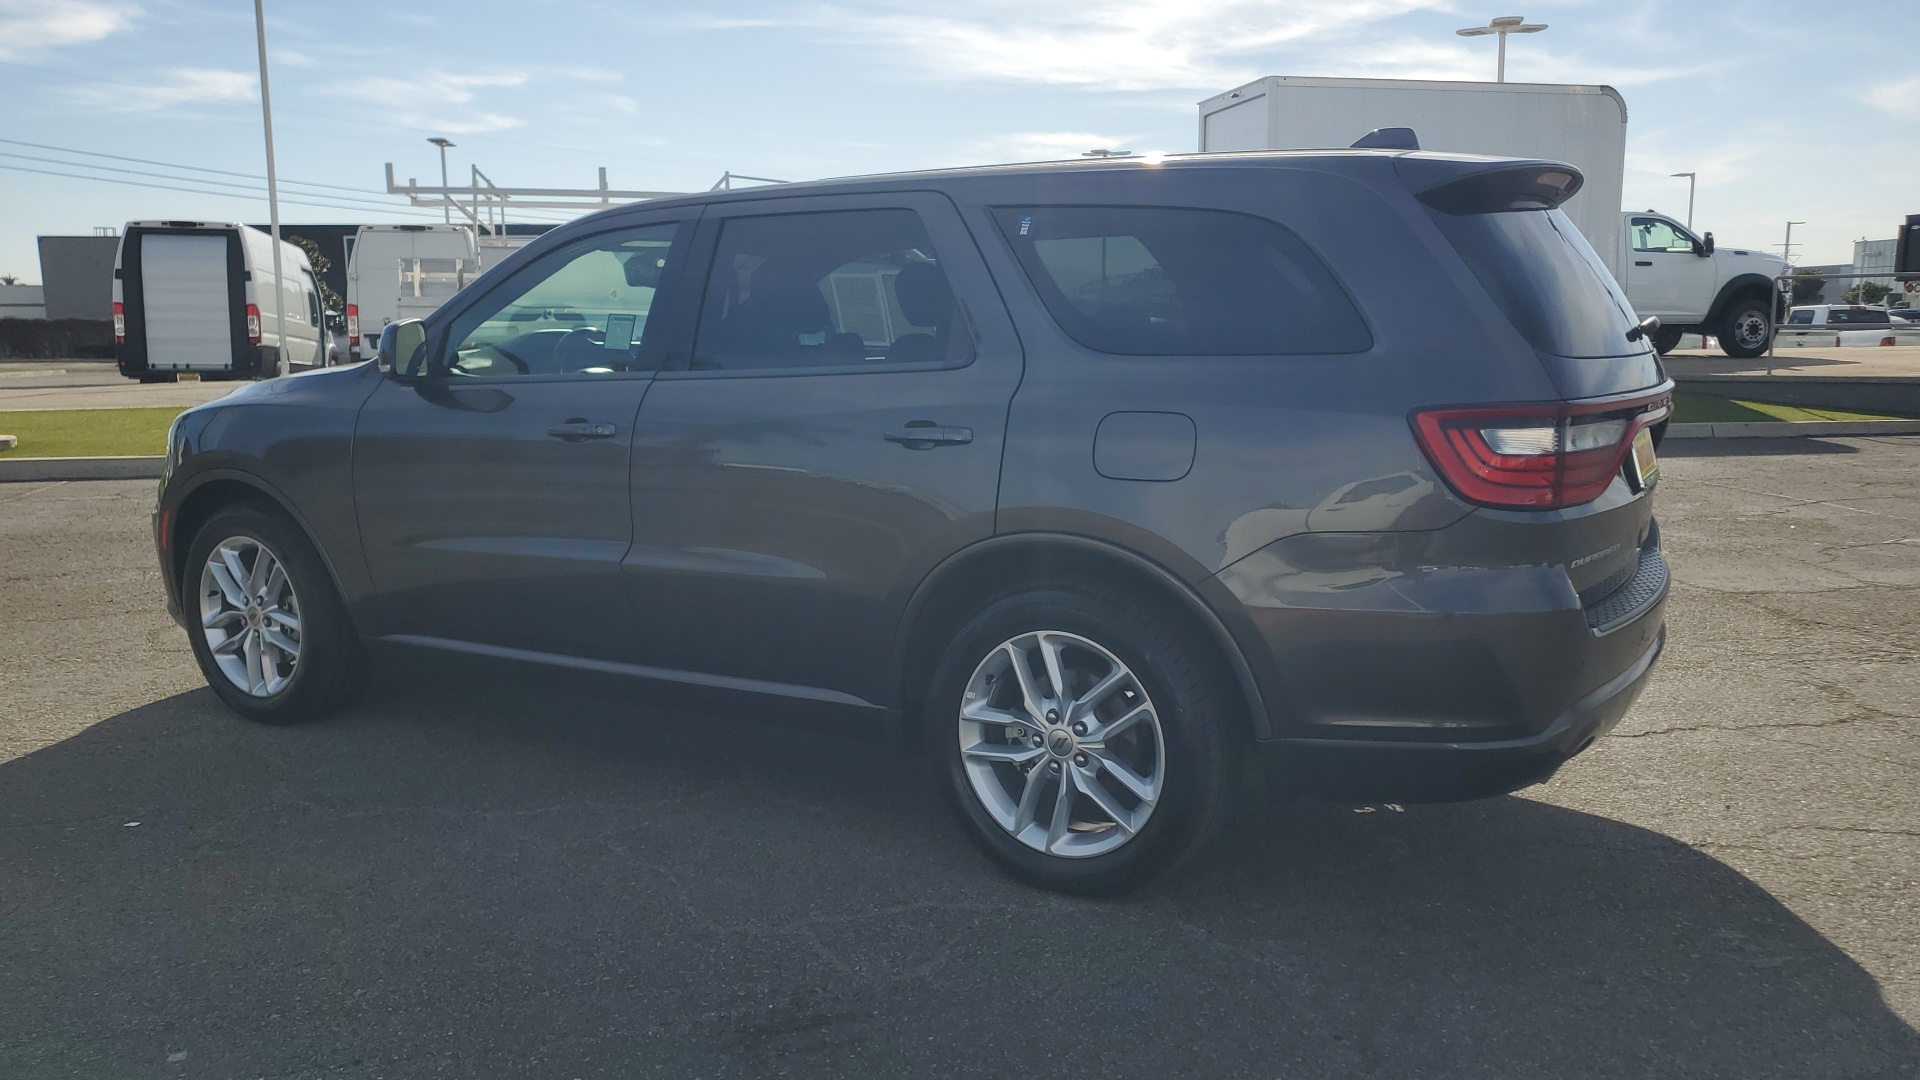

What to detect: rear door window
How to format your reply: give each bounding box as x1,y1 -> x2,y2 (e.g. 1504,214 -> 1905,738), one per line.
689,208 -> 971,371
992,206 -> 1371,356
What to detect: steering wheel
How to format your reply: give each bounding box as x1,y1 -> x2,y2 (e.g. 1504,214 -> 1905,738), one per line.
553,327 -> 620,372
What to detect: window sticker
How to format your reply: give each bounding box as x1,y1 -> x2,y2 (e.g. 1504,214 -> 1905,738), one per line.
1018,215 -> 1034,236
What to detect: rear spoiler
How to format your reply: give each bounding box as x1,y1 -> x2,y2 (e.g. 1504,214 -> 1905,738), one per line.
1394,154 -> 1585,215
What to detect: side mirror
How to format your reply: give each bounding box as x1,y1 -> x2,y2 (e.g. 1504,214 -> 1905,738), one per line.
378,319 -> 429,380
1700,233 -> 1715,256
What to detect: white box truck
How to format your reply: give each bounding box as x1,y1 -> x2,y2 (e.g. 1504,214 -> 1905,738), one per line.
1199,76 -> 1787,357
113,221 -> 327,381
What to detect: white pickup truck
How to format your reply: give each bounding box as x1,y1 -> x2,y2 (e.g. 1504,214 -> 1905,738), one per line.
1616,210 -> 1787,358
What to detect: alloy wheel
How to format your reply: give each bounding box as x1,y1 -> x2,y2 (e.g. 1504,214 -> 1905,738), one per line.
199,536 -> 302,697
957,630 -> 1165,859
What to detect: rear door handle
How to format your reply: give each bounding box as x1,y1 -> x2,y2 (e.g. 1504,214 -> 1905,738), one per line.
547,420 -> 618,441
884,423 -> 973,448
1634,260 -> 1653,266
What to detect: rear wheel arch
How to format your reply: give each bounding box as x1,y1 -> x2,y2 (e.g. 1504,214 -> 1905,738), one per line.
894,534 -> 1274,748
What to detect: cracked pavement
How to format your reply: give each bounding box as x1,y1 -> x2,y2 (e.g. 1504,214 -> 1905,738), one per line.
2,438 -> 1917,1078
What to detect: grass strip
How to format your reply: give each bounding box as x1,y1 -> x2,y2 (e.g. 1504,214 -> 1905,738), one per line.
1669,391 -> 1909,424
0,406 -> 187,458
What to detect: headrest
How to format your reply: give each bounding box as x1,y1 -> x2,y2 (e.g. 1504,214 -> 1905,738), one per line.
894,262 -> 953,328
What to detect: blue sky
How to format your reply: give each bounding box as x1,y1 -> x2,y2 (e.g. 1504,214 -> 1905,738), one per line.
1,0 -> 1913,281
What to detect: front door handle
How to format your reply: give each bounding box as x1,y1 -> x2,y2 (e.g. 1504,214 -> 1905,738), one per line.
885,422 -> 973,449
1634,260 -> 1653,266
548,420 -> 618,441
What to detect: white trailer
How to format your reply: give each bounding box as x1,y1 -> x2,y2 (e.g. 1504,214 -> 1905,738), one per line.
1198,76 -> 1628,278
1198,76 -> 1789,358
345,224 -> 483,361
112,221 -> 326,381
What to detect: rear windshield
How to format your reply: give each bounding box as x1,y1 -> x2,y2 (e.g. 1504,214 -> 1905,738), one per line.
994,206 -> 1371,356
1426,207 -> 1641,359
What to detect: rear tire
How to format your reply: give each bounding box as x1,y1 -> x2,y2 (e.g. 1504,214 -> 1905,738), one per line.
927,586 -> 1239,895
1718,296 -> 1773,358
183,504 -> 362,724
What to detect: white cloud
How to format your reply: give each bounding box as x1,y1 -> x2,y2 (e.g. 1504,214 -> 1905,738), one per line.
1862,75 -> 1920,114
728,0 -> 1450,91
70,67 -> 255,111
334,70 -> 529,133
0,0 -> 131,61
338,71 -> 529,108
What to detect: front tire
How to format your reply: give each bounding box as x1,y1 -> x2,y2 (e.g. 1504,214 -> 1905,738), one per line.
1718,296 -> 1773,358
183,504 -> 362,724
928,586 -> 1239,895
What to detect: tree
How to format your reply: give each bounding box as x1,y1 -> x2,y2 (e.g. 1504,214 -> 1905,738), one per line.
0,274 -> 18,285
289,236 -> 343,314
1789,267 -> 1826,305
1841,281 -> 1891,306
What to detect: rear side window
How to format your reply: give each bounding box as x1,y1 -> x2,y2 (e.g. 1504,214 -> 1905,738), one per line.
993,206 -> 1371,356
1427,207 -> 1640,359
1787,310 -> 1815,325
691,209 -> 971,372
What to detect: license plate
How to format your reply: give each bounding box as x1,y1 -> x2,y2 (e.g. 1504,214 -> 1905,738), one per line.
1629,427 -> 1659,491
178,372 -> 201,382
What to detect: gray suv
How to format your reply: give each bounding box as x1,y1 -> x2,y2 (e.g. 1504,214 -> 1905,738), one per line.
154,150 -> 1671,894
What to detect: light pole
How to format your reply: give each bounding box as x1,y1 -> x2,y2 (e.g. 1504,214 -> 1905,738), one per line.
252,0 -> 288,377
428,137 -> 455,224
1456,16 -> 1548,82
1671,172 -> 1696,230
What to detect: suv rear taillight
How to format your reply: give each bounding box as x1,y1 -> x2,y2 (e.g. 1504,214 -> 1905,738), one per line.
345,304 -> 359,342
1412,391 -> 1670,510
112,301 -> 124,343
246,304 -> 262,344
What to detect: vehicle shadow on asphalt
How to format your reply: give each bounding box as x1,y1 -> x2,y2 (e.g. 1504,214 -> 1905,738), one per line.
3,665 -> 1917,1079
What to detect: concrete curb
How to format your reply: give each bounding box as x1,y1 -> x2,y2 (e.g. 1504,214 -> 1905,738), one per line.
0,456 -> 164,482
1665,420 -> 1920,439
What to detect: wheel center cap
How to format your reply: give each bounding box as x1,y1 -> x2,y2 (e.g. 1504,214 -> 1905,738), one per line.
1046,729 -> 1075,758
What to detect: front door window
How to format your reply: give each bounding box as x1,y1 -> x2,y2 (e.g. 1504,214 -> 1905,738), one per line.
441,223 -> 681,377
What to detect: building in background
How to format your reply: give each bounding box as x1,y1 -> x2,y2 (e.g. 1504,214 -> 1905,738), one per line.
1854,237 -> 1898,301
0,284 -> 45,319
37,234 -> 120,319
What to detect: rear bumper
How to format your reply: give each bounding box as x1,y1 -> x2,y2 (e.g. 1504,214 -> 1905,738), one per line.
1259,625 -> 1663,802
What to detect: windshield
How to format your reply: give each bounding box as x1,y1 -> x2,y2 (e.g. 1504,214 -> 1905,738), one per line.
1428,207 -> 1643,359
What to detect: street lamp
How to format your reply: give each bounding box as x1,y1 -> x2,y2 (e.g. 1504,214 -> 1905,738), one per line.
428,137 -> 455,224
1671,172 -> 1696,230
252,0 -> 288,377
1456,16 -> 1548,83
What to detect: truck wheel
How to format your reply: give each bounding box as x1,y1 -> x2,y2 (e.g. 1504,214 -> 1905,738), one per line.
1649,327 -> 1684,355
1718,297 -> 1773,358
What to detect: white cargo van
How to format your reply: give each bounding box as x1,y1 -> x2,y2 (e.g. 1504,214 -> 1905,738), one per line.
112,221 -> 325,382
1198,76 -> 1787,357
345,224 -> 482,361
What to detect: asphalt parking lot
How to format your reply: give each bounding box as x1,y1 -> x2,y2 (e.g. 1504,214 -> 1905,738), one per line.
2,438 -> 1917,1078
